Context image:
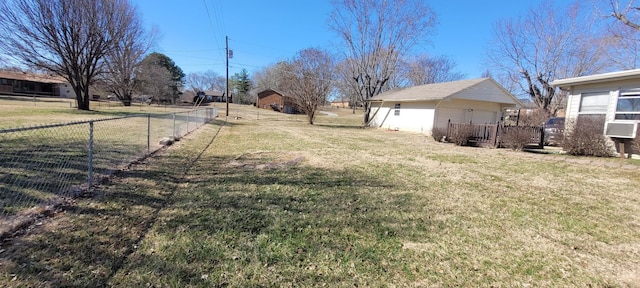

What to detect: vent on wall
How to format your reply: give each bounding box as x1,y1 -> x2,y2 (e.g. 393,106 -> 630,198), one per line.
605,122 -> 638,138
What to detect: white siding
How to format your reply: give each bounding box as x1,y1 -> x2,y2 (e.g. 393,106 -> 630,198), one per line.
473,110 -> 498,124
562,78 -> 640,155
369,105 -> 391,128
57,83 -> 76,99
450,80 -> 517,104
370,101 -> 436,134
565,93 -> 580,121
435,107 -> 465,129
435,99 -> 501,129
568,78 -> 640,123
372,98 -> 506,134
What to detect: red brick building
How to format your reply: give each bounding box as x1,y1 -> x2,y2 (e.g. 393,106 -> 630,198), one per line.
256,89 -> 298,114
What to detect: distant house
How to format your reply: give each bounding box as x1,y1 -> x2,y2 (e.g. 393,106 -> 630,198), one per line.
0,70 -> 75,98
367,78 -> 521,134
256,89 -> 299,114
331,100 -> 350,108
551,69 -> 640,156
203,90 -> 232,103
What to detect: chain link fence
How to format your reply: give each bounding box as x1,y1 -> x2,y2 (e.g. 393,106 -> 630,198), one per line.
0,108 -> 217,230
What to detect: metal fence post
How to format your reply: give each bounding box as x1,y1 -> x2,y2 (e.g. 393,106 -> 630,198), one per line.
88,121 -> 94,189
147,114 -> 151,154
172,113 -> 176,139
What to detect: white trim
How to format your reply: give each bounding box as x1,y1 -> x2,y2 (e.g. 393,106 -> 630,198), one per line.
578,91 -> 609,114
551,69 -> 640,88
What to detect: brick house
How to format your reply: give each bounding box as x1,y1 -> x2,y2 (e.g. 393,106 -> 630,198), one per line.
256,89 -> 298,114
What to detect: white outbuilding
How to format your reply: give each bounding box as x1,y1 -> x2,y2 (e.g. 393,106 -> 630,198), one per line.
367,78 -> 521,134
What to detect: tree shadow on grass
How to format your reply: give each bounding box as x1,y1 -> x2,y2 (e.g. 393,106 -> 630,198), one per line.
314,123 -> 364,130
0,150 -> 203,286
0,151 -> 430,286
125,161 -> 424,285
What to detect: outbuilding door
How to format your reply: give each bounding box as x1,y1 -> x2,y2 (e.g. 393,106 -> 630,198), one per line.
471,110 -> 497,124
435,108 -> 465,129
436,108 -> 498,129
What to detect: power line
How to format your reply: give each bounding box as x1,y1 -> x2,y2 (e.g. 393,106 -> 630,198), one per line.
201,0 -> 225,60
160,49 -> 224,53
210,1 -> 227,54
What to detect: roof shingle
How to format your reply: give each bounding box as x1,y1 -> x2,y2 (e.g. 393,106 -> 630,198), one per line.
369,78 -> 494,101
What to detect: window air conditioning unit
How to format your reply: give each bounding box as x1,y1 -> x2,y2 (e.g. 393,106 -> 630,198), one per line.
605,122 -> 638,138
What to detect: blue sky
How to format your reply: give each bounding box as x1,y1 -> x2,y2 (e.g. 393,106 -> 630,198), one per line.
134,0 -> 567,79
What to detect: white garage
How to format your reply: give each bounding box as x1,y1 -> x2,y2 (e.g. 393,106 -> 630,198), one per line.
368,78 -> 521,135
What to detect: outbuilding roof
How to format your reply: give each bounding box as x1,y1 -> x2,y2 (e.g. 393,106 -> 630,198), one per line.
204,90 -> 225,96
550,69 -> 640,88
257,88 -> 289,98
0,70 -> 67,84
368,78 -> 520,105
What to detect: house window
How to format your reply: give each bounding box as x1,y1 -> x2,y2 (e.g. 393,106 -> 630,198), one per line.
394,103 -> 400,116
579,91 -> 609,114
615,91 -> 640,120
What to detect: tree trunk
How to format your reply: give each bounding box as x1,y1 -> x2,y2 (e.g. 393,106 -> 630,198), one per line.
307,110 -> 314,125
75,86 -> 90,111
79,85 -> 90,110
362,101 -> 371,127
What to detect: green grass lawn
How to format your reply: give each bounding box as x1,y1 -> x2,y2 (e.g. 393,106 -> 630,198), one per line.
1,105 -> 639,286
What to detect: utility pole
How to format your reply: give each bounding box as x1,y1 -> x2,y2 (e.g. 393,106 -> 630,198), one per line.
225,36 -> 229,117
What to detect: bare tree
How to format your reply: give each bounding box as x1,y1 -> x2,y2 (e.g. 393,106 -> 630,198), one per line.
329,0 -> 437,126
397,55 -> 466,86
487,1 -> 608,116
136,62 -> 173,104
185,72 -> 210,93
102,9 -> 155,106
334,59 -> 363,113
0,0 -> 138,110
253,61 -> 295,92
603,25 -> 640,70
186,70 -> 226,92
281,48 -> 334,125
610,0 -> 640,29
204,70 -> 226,92
596,0 -> 640,69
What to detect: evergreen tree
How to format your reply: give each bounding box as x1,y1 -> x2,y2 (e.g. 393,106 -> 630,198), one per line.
231,68 -> 252,104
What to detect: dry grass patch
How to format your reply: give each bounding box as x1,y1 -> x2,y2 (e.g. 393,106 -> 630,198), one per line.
225,151 -> 304,170
0,96 -> 194,128
1,108 -> 640,286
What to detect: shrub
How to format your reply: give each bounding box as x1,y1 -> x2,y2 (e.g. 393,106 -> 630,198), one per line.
563,116 -> 614,157
501,127 -> 535,151
431,127 -> 447,142
449,124 -> 474,146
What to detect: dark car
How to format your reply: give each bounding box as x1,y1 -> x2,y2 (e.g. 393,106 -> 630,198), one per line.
544,117 -> 565,146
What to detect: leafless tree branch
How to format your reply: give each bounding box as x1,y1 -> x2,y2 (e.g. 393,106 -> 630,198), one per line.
0,0 -> 145,110
329,0 -> 437,126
